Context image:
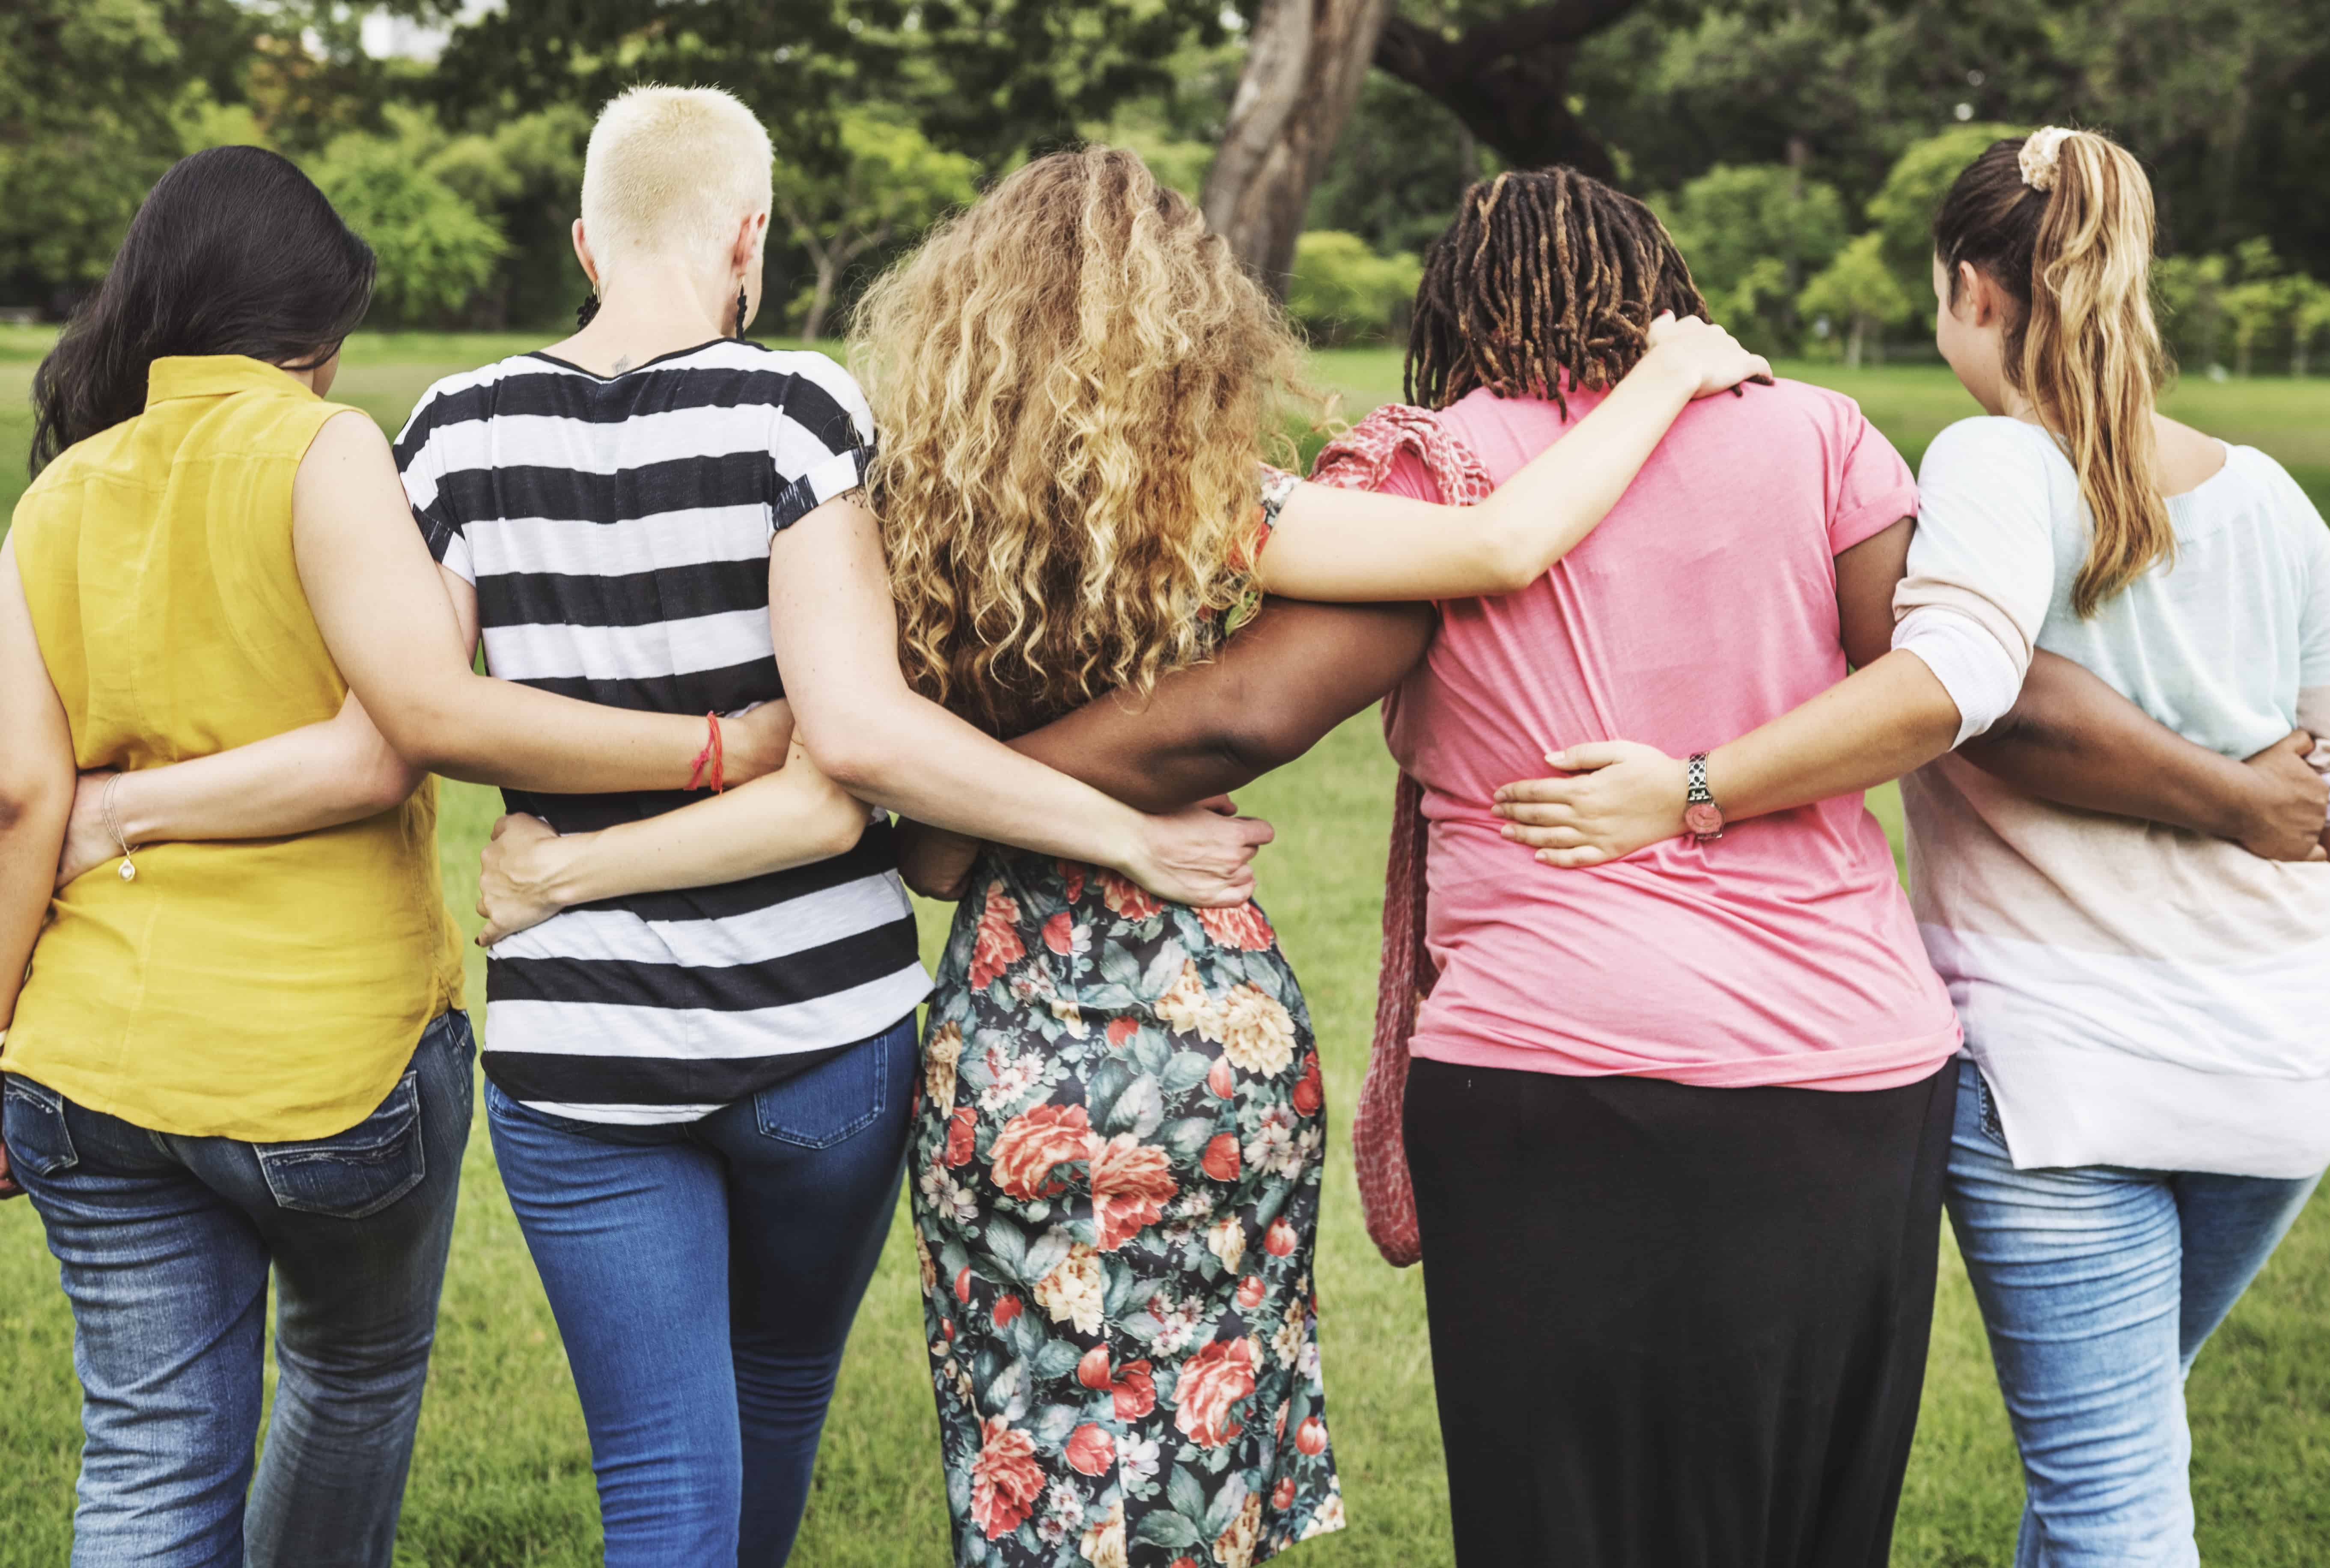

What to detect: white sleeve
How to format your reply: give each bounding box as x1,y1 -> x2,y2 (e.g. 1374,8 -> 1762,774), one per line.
1894,604 -> 2024,745
1893,419 -> 2062,749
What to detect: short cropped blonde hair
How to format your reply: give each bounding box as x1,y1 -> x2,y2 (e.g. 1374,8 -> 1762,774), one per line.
580,86 -> 773,276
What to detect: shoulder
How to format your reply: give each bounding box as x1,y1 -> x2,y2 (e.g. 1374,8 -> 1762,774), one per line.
392,355 -> 539,456
741,344 -> 874,443
2222,445 -> 2330,550
1919,415 -> 2059,480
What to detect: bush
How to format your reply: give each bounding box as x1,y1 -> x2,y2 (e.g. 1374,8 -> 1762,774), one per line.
308,129 -> 506,327
1284,231 -> 1421,347
1655,164 -> 1847,354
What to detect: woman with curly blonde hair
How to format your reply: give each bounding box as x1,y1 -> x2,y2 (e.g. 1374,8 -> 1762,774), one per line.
847,146 -> 1765,1567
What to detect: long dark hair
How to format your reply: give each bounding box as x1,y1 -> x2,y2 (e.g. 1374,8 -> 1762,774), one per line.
1405,167 -> 1705,415
1933,130 -> 2168,616
30,146 -> 376,475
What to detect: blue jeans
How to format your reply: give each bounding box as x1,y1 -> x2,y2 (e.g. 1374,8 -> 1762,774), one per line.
484,1014 -> 916,1566
1945,1065 -> 2321,1568
0,1009 -> 475,1568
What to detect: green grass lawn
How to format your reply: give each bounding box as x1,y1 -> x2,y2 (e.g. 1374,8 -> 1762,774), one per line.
3,333 -> 2328,1565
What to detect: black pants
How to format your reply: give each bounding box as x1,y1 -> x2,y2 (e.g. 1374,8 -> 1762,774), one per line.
1405,1056 -> 1959,1568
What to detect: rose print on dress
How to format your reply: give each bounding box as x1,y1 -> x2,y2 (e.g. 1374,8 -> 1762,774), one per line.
913,841 -> 1342,1565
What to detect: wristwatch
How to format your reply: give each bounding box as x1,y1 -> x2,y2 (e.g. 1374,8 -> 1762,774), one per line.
1683,752 -> 1726,842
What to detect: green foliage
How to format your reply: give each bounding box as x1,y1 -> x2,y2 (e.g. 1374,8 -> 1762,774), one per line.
772,109 -> 980,343
1283,231 -> 1423,347
0,0 -> 229,301
1800,233 -> 1916,367
1865,121 -> 2026,298
1306,74 -> 1495,260
308,111 -> 507,326
1656,164 -> 1848,353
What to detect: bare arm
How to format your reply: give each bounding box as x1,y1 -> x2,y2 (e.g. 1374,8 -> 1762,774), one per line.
291,411 -> 788,792
57,692 -> 422,886
1257,317 -> 1771,601
1499,496 -> 2328,865
0,539 -> 74,1037
771,495 -> 1271,905
1966,661 -> 2327,859
473,742 -> 869,945
899,598 -> 1434,897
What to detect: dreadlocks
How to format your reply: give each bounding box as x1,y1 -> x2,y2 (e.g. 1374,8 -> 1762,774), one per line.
1405,167 -> 1706,414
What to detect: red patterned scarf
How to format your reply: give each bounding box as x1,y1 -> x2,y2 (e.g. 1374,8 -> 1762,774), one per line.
1308,405 -> 1494,1267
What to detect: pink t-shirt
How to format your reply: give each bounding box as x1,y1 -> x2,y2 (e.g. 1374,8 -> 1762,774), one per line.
1380,381 -> 1961,1090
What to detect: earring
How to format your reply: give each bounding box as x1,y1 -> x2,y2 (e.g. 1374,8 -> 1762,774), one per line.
575,293 -> 600,329
733,286 -> 750,340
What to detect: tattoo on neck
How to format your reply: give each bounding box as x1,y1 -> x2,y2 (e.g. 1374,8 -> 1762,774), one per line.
610,354 -> 634,375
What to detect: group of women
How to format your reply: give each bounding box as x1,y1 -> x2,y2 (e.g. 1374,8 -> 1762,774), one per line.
0,80 -> 2321,1568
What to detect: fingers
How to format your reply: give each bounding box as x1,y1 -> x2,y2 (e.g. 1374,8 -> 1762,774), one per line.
1198,794 -> 1239,816
1545,741 -> 1625,772
1535,845 -> 1613,869
488,814 -> 516,841
1236,815 -> 1276,848
1505,824 -> 1587,850
1495,800 -> 1577,830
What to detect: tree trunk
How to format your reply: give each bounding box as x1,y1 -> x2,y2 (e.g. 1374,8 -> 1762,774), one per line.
801,258 -> 838,345
1202,0 -> 1394,292
1846,315 -> 1866,371
1375,0 -> 1644,178
2296,333 -> 2311,379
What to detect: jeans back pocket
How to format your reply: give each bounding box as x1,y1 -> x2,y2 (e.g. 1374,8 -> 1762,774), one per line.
753,1032 -> 890,1149
255,1070 -> 426,1219
1,1077 -> 77,1179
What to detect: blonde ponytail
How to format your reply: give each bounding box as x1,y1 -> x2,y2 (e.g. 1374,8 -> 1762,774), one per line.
1935,127 -> 2172,616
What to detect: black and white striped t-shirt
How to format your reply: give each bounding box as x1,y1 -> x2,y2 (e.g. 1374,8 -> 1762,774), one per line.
394,340 -> 930,1125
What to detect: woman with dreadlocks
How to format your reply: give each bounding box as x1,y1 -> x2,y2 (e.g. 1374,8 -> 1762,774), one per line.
1339,165 -> 2315,1568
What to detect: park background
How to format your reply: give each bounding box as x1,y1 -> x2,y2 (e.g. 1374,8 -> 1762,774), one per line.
3,2 -> 2328,1564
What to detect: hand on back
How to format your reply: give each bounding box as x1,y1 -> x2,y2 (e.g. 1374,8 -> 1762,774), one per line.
1643,312 -> 1774,401
1494,741 -> 1689,868
1125,802 -> 1275,907
2234,730 -> 2330,862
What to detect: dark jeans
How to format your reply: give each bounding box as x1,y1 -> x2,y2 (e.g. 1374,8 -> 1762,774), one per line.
1,1009 -> 475,1568
483,1013 -> 917,1567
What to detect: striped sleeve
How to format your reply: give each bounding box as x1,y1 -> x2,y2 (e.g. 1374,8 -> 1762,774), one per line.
768,354 -> 876,533
392,384 -> 473,582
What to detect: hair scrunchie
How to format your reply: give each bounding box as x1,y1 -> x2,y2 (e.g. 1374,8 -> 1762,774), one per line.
2020,125 -> 2074,192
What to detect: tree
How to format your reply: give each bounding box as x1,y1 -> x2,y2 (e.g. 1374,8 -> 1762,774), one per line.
0,0 -> 252,306
1375,0 -> 1645,179
2292,277 -> 2330,380
772,110 -> 979,344
2155,253 -> 2230,376
308,112 -> 507,325
1200,0 -> 1395,291
1864,122 -> 2024,303
1799,232 -> 1913,368
1656,163 -> 1847,352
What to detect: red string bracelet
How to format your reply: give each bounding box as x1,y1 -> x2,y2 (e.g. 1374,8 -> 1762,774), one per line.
686,712 -> 726,793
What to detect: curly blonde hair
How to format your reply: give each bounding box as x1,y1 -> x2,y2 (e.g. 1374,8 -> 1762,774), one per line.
851,146 -> 1315,737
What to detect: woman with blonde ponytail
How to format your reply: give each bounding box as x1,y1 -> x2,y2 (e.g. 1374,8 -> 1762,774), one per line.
1908,127 -> 2330,1568
1518,125 -> 2330,1566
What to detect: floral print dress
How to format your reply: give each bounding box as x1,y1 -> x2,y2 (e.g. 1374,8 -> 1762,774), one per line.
909,856 -> 1345,1568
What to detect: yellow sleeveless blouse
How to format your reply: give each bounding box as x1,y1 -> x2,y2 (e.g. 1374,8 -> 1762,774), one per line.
2,356 -> 464,1140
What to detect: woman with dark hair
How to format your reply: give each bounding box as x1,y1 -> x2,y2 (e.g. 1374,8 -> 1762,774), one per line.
0,143 -> 834,1567
1324,167 -> 2327,1568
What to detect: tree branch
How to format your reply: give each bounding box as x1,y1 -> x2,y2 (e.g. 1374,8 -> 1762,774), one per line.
1377,0 -> 1641,92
